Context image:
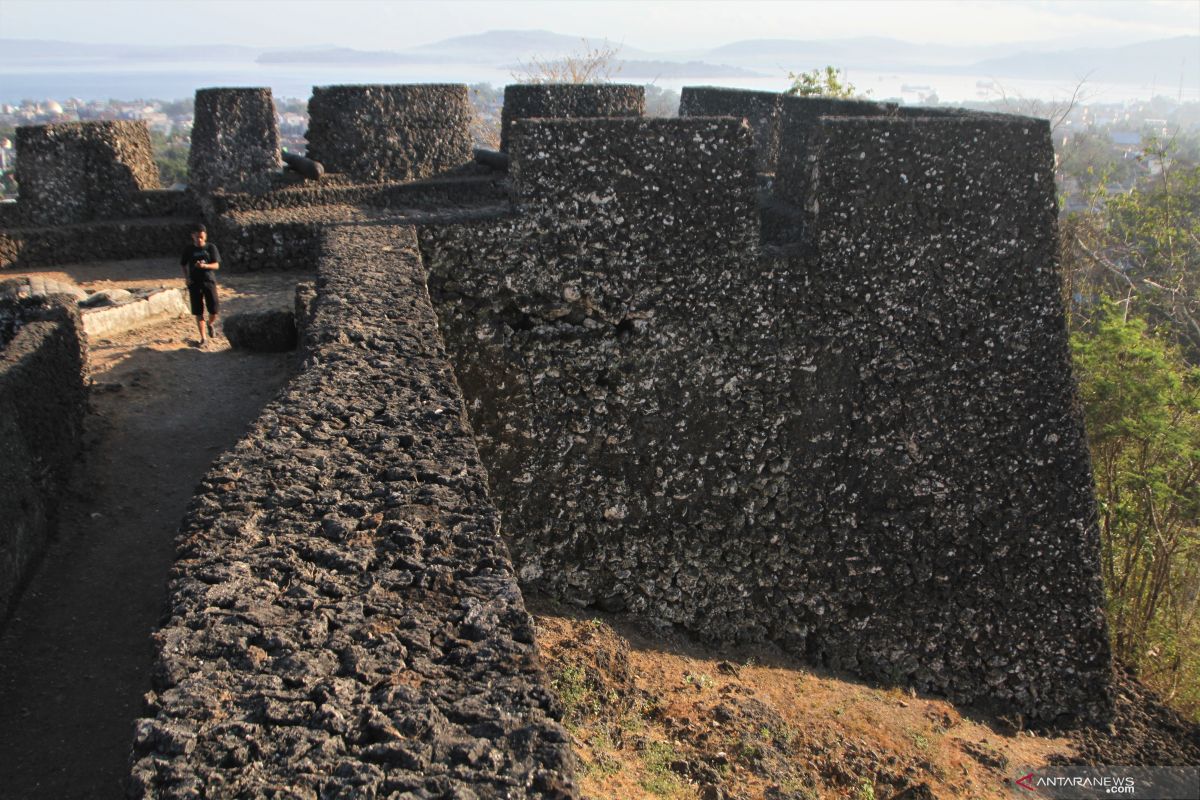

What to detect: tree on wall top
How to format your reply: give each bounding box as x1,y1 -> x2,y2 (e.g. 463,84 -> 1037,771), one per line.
512,39 -> 622,84
784,66 -> 866,98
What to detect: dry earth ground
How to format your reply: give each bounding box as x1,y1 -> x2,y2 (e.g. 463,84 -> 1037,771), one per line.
530,597 -> 1200,800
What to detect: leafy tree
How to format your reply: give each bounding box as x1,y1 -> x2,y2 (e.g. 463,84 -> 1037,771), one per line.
1071,302 -> 1200,717
149,129 -> 189,186
644,85 -> 681,118
1065,142 -> 1200,358
1064,125 -> 1200,719
783,66 -> 863,99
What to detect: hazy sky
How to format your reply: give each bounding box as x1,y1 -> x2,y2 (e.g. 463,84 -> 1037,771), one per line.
1,0 -> 1197,51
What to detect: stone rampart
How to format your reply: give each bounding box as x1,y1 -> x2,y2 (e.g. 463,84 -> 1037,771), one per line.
420,112 -> 1113,722
305,84 -> 473,182
679,86 -> 782,173
0,295 -> 87,620
0,217 -> 196,270
15,121 -> 160,226
500,84 -> 645,151
773,95 -> 891,208
188,88 -> 282,193
209,175 -> 509,272
129,223 -> 577,798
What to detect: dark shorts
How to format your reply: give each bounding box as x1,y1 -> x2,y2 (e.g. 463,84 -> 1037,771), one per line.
188,282 -> 218,316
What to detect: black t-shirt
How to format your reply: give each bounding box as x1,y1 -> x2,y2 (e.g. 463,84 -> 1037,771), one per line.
180,243 -> 220,285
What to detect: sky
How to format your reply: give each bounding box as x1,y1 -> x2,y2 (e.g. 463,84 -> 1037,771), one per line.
1,0 -> 1197,51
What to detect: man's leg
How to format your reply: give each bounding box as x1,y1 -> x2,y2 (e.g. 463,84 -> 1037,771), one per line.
188,284 -> 206,344
204,284 -> 219,338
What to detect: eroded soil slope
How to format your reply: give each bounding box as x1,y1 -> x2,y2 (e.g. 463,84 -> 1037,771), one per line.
530,596 -> 1199,800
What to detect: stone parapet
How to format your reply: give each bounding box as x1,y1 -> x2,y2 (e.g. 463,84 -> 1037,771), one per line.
305,84 -> 473,182
0,296 -> 86,620
500,84 -> 645,151
15,120 -> 160,226
129,223 -> 578,797
188,87 -> 282,193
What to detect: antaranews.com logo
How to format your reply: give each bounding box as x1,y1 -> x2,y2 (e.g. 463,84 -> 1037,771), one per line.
1012,767 -> 1198,799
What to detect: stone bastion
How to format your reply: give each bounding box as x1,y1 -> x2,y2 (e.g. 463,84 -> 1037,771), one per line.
0,82 -> 1113,797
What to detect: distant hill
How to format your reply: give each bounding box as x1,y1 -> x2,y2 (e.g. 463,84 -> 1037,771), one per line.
704,36 -> 1020,69
0,39 -> 261,64
3,31 -> 1195,94
964,36 -> 1199,86
410,29 -> 653,60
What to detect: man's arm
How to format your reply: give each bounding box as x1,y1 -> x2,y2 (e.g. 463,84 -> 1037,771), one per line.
200,245 -> 220,271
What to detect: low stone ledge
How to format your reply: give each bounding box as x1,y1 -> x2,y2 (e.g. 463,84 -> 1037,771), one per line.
222,308 -> 297,352
210,173 -> 509,215
129,223 -> 578,797
0,217 -> 195,269
80,287 -> 188,339
0,296 -> 87,619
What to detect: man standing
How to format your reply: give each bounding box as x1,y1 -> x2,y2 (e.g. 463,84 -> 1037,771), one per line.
180,223 -> 220,346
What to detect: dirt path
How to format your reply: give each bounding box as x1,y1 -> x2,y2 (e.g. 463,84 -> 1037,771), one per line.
0,260 -> 309,799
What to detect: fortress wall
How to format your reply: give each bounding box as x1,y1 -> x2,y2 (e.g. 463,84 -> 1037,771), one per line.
213,212 -> 327,273
679,86 -> 782,173
15,121 -> 160,226
129,223 -> 577,798
500,84 -> 645,151
0,203 -> 23,228
421,117 -> 791,639
0,218 -> 196,270
305,84 -> 473,182
772,95 -> 891,208
0,296 -> 86,619
777,114 -> 1111,719
422,114 -> 1112,721
210,174 -> 510,215
188,88 -> 282,192
128,189 -> 202,218
208,176 -> 510,273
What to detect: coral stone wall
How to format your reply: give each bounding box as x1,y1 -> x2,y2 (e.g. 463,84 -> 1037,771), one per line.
0,295 -> 87,619
305,84 -> 473,182
421,113 -> 1112,722
773,96 -> 891,208
15,121 -> 160,226
188,88 -> 282,192
420,116 -> 772,636
1,218 -> 197,270
781,113 -> 1110,719
499,84 -> 645,151
129,224 -> 577,798
679,86 -> 782,173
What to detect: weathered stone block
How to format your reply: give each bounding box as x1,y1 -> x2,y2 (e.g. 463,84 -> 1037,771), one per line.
500,83 -> 645,150
305,84 -> 472,182
0,296 -> 86,619
222,308 -> 297,351
188,88 -> 281,192
680,86 -> 782,173
15,121 -> 160,225
422,111 -> 1114,724
773,95 -> 891,208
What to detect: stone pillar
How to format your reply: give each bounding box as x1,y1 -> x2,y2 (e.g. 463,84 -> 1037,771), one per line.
500,84 -> 645,151
680,86 -> 782,174
773,95 -> 890,208
15,121 -> 159,225
187,87 -> 281,192
305,84 -> 472,182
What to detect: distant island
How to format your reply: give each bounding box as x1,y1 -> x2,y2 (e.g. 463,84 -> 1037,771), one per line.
258,49 -> 760,79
